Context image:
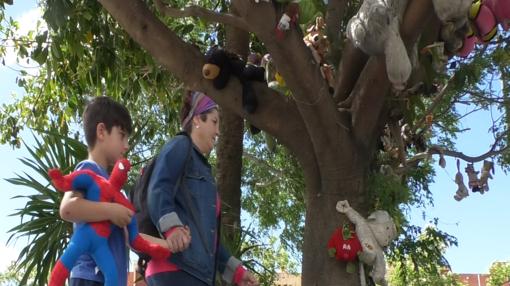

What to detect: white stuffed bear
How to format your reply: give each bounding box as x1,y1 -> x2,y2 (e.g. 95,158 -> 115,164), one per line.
346,0 -> 411,90
336,200 -> 398,286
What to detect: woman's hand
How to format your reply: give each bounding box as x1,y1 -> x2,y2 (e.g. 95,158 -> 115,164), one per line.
237,271 -> 259,286
165,226 -> 191,252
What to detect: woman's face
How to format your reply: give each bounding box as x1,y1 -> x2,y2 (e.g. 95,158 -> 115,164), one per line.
192,109 -> 220,155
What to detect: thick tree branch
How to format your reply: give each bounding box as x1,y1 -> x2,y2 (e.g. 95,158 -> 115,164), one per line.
326,0 -> 348,64
154,0 -> 250,31
334,41 -> 369,106
97,0 -> 313,165
351,0 -> 434,151
239,3 -> 348,160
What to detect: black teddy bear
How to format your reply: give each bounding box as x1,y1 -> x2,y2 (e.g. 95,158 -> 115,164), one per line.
202,46 -> 265,114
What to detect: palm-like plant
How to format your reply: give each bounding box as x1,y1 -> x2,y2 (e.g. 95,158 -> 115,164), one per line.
6,130 -> 87,286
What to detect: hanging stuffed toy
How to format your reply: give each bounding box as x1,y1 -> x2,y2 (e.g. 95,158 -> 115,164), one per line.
48,159 -> 171,286
336,200 -> 398,286
327,223 -> 363,274
261,53 -> 289,95
478,160 -> 494,193
202,46 -> 266,114
454,159 -> 470,201
346,0 -> 412,90
465,163 -> 482,193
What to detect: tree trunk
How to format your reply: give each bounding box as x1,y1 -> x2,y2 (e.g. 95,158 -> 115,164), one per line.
301,140 -> 369,285
216,3 -> 249,244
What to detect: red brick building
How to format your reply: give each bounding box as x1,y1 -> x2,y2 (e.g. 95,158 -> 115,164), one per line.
457,273 -> 510,286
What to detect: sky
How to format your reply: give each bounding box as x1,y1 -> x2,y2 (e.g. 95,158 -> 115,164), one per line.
0,0 -> 509,277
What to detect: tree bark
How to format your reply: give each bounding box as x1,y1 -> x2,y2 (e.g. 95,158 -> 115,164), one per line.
216,3 -> 249,244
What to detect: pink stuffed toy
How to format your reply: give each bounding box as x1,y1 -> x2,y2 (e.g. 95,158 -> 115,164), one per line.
485,0 -> 510,30
459,0 -> 510,57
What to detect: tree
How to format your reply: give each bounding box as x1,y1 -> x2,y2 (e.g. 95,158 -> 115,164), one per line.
0,262 -> 35,286
388,225 -> 465,286
1,0 -> 509,285
487,261 -> 510,286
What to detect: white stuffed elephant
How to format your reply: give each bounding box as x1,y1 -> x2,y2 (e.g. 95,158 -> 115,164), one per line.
346,0 -> 411,90
336,200 -> 398,286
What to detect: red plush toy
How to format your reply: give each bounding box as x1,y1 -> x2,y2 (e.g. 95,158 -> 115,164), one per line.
48,159 -> 171,286
327,223 -> 363,262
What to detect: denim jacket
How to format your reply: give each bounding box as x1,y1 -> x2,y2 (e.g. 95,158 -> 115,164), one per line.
147,134 -> 241,285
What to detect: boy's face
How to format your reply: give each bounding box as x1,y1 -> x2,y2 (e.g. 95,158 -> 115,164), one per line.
97,124 -> 129,166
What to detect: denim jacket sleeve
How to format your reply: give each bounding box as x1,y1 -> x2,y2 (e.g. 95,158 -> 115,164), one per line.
217,243 -> 242,283
147,136 -> 190,234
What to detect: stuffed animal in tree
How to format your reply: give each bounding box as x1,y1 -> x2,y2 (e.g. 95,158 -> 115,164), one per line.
478,160 -> 494,193
48,159 -> 171,286
327,223 -> 363,274
465,163 -> 482,193
431,0 -> 472,54
303,16 -> 335,93
336,200 -> 397,286
454,160 -> 470,201
261,53 -> 289,95
254,0 -> 321,37
346,0 -> 411,90
202,46 -> 266,114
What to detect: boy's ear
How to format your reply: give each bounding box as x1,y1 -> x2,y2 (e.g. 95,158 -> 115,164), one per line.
96,122 -> 107,142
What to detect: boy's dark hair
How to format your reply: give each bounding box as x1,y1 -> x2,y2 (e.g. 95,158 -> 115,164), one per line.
83,96 -> 132,148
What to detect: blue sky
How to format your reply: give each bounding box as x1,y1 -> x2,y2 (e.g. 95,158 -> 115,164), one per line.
0,0 -> 509,276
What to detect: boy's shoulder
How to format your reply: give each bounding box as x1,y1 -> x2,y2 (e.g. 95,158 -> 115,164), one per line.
75,160 -> 109,179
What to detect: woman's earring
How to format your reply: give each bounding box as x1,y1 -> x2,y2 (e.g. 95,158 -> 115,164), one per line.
195,125 -> 200,129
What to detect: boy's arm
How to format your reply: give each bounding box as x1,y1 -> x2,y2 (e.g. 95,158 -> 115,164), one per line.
59,190 -> 133,228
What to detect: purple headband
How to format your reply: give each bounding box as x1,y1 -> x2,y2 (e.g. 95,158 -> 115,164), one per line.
181,91 -> 218,129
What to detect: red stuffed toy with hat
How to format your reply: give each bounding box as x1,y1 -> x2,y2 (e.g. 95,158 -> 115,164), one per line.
327,223 -> 363,263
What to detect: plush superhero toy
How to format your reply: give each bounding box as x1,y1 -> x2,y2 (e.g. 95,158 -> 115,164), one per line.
202,47 -> 265,114
48,159 -> 171,286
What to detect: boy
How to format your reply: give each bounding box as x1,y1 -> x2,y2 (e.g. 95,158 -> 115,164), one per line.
59,96 -> 135,286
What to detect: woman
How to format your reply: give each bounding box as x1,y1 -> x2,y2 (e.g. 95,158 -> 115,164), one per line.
146,91 -> 259,286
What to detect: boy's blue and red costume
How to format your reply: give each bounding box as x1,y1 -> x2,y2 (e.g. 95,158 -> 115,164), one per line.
48,159 -> 170,286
